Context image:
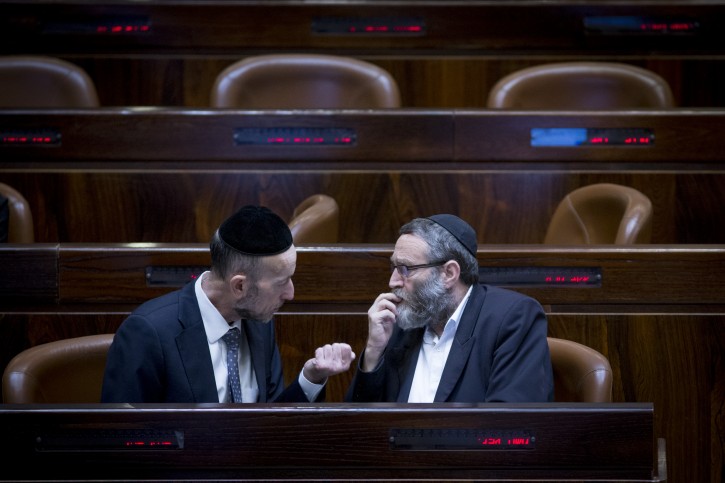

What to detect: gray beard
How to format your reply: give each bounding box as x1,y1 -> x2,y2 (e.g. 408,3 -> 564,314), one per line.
394,273 -> 457,332
233,284 -> 273,323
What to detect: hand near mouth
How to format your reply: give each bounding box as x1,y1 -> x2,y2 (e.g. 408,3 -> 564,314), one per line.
361,292 -> 401,372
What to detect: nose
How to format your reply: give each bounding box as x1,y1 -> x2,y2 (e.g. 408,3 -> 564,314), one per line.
283,279 -> 295,301
389,269 -> 404,289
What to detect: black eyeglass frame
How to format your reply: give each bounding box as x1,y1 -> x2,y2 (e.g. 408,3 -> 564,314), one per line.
390,260 -> 447,278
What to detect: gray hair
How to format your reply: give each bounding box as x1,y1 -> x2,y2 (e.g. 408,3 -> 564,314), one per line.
399,218 -> 479,286
209,229 -> 262,281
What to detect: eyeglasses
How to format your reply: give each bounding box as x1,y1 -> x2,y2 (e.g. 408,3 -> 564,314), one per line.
390,260 -> 446,278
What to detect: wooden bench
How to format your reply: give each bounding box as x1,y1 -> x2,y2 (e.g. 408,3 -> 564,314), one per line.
0,244 -> 721,482
2,109 -> 725,244
0,403 -> 665,482
2,0 -> 725,108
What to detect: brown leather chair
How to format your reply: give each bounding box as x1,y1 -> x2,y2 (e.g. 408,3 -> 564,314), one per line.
0,56 -> 99,108
2,334 -> 114,403
288,194 -> 340,244
0,182 -> 34,243
548,337 -> 613,402
544,183 -> 653,245
210,54 -> 401,108
487,61 -> 674,109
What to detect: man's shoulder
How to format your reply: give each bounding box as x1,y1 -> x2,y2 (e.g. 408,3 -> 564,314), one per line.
132,286 -> 187,316
474,283 -> 543,309
477,283 -> 530,299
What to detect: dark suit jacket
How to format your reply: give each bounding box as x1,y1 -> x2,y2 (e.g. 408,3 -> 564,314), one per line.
101,281 -> 316,403
346,284 -> 553,403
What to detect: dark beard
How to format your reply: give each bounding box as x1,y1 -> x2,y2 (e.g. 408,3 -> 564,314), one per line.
393,272 -> 457,332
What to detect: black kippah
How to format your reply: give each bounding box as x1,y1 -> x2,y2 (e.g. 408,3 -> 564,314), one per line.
218,205 -> 293,256
427,214 -> 478,257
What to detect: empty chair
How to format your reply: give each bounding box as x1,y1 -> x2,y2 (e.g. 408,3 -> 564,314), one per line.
210,54 -> 400,108
544,183 -> 653,245
487,61 -> 674,109
0,56 -> 99,108
288,194 -> 340,243
0,182 -> 34,243
548,337 -> 613,402
2,334 -> 114,403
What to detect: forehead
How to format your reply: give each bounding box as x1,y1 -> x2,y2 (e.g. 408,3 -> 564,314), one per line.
259,245 -> 297,278
393,234 -> 429,262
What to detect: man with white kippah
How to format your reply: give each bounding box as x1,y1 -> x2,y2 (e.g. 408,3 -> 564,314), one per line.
102,205 -> 355,403
346,214 -> 553,403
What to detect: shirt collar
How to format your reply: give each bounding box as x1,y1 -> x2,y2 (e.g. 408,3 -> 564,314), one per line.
195,271 -> 240,343
424,285 -> 473,344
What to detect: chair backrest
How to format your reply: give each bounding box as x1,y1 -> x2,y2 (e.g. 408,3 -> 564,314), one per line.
288,194 -> 340,244
0,182 -> 34,243
544,183 -> 653,245
210,54 -> 401,108
0,56 -> 99,108
548,337 -> 613,402
2,334 -> 114,403
487,61 -> 675,109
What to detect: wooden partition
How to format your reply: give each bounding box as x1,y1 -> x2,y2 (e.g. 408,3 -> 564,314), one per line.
2,0 -> 725,108
2,108 -> 725,244
0,244 -> 722,482
0,404 -> 664,482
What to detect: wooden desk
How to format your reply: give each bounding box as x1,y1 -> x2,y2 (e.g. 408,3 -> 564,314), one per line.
0,403 -> 664,482
2,108 -> 725,244
2,1 -> 725,107
0,244 -> 720,482
2,243 -> 724,307
2,0 -> 721,55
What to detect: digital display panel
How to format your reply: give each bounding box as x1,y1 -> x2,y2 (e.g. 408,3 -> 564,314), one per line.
36,429 -> 183,451
0,129 -> 61,146
584,16 -> 699,35
146,266 -> 206,287
390,428 -> 535,450
234,127 -> 356,146
312,17 -> 425,35
531,128 -> 654,147
479,266 -> 602,287
41,16 -> 151,34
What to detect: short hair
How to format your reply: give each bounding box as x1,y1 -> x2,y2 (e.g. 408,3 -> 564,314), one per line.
399,218 -> 479,285
209,229 -> 262,281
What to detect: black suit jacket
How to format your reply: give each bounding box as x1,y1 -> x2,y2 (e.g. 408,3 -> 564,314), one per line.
102,281 -> 316,403
346,284 -> 553,403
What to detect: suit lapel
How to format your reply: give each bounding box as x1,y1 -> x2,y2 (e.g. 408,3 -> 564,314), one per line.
241,320 -> 269,401
394,329 -> 424,402
176,283 -> 219,402
434,285 -> 486,402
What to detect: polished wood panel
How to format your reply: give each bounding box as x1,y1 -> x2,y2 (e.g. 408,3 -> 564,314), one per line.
53,56 -> 725,109
3,170 -> 723,244
4,109 -> 725,165
50,244 -> 725,306
3,244 -> 723,307
60,56 -> 725,109
2,1 -> 721,54
0,404 -> 663,482
2,110 -> 724,244
3,1 -> 725,108
0,245 -> 721,482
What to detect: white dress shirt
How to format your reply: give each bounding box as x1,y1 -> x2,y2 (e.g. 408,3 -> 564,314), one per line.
194,272 -> 323,402
195,273 -> 259,403
407,285 -> 473,403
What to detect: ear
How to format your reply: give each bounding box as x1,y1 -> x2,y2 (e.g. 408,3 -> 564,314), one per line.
229,273 -> 247,297
441,260 -> 461,289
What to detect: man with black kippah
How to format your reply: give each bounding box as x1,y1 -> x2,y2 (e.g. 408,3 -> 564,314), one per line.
346,214 -> 553,403
102,205 -> 355,403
